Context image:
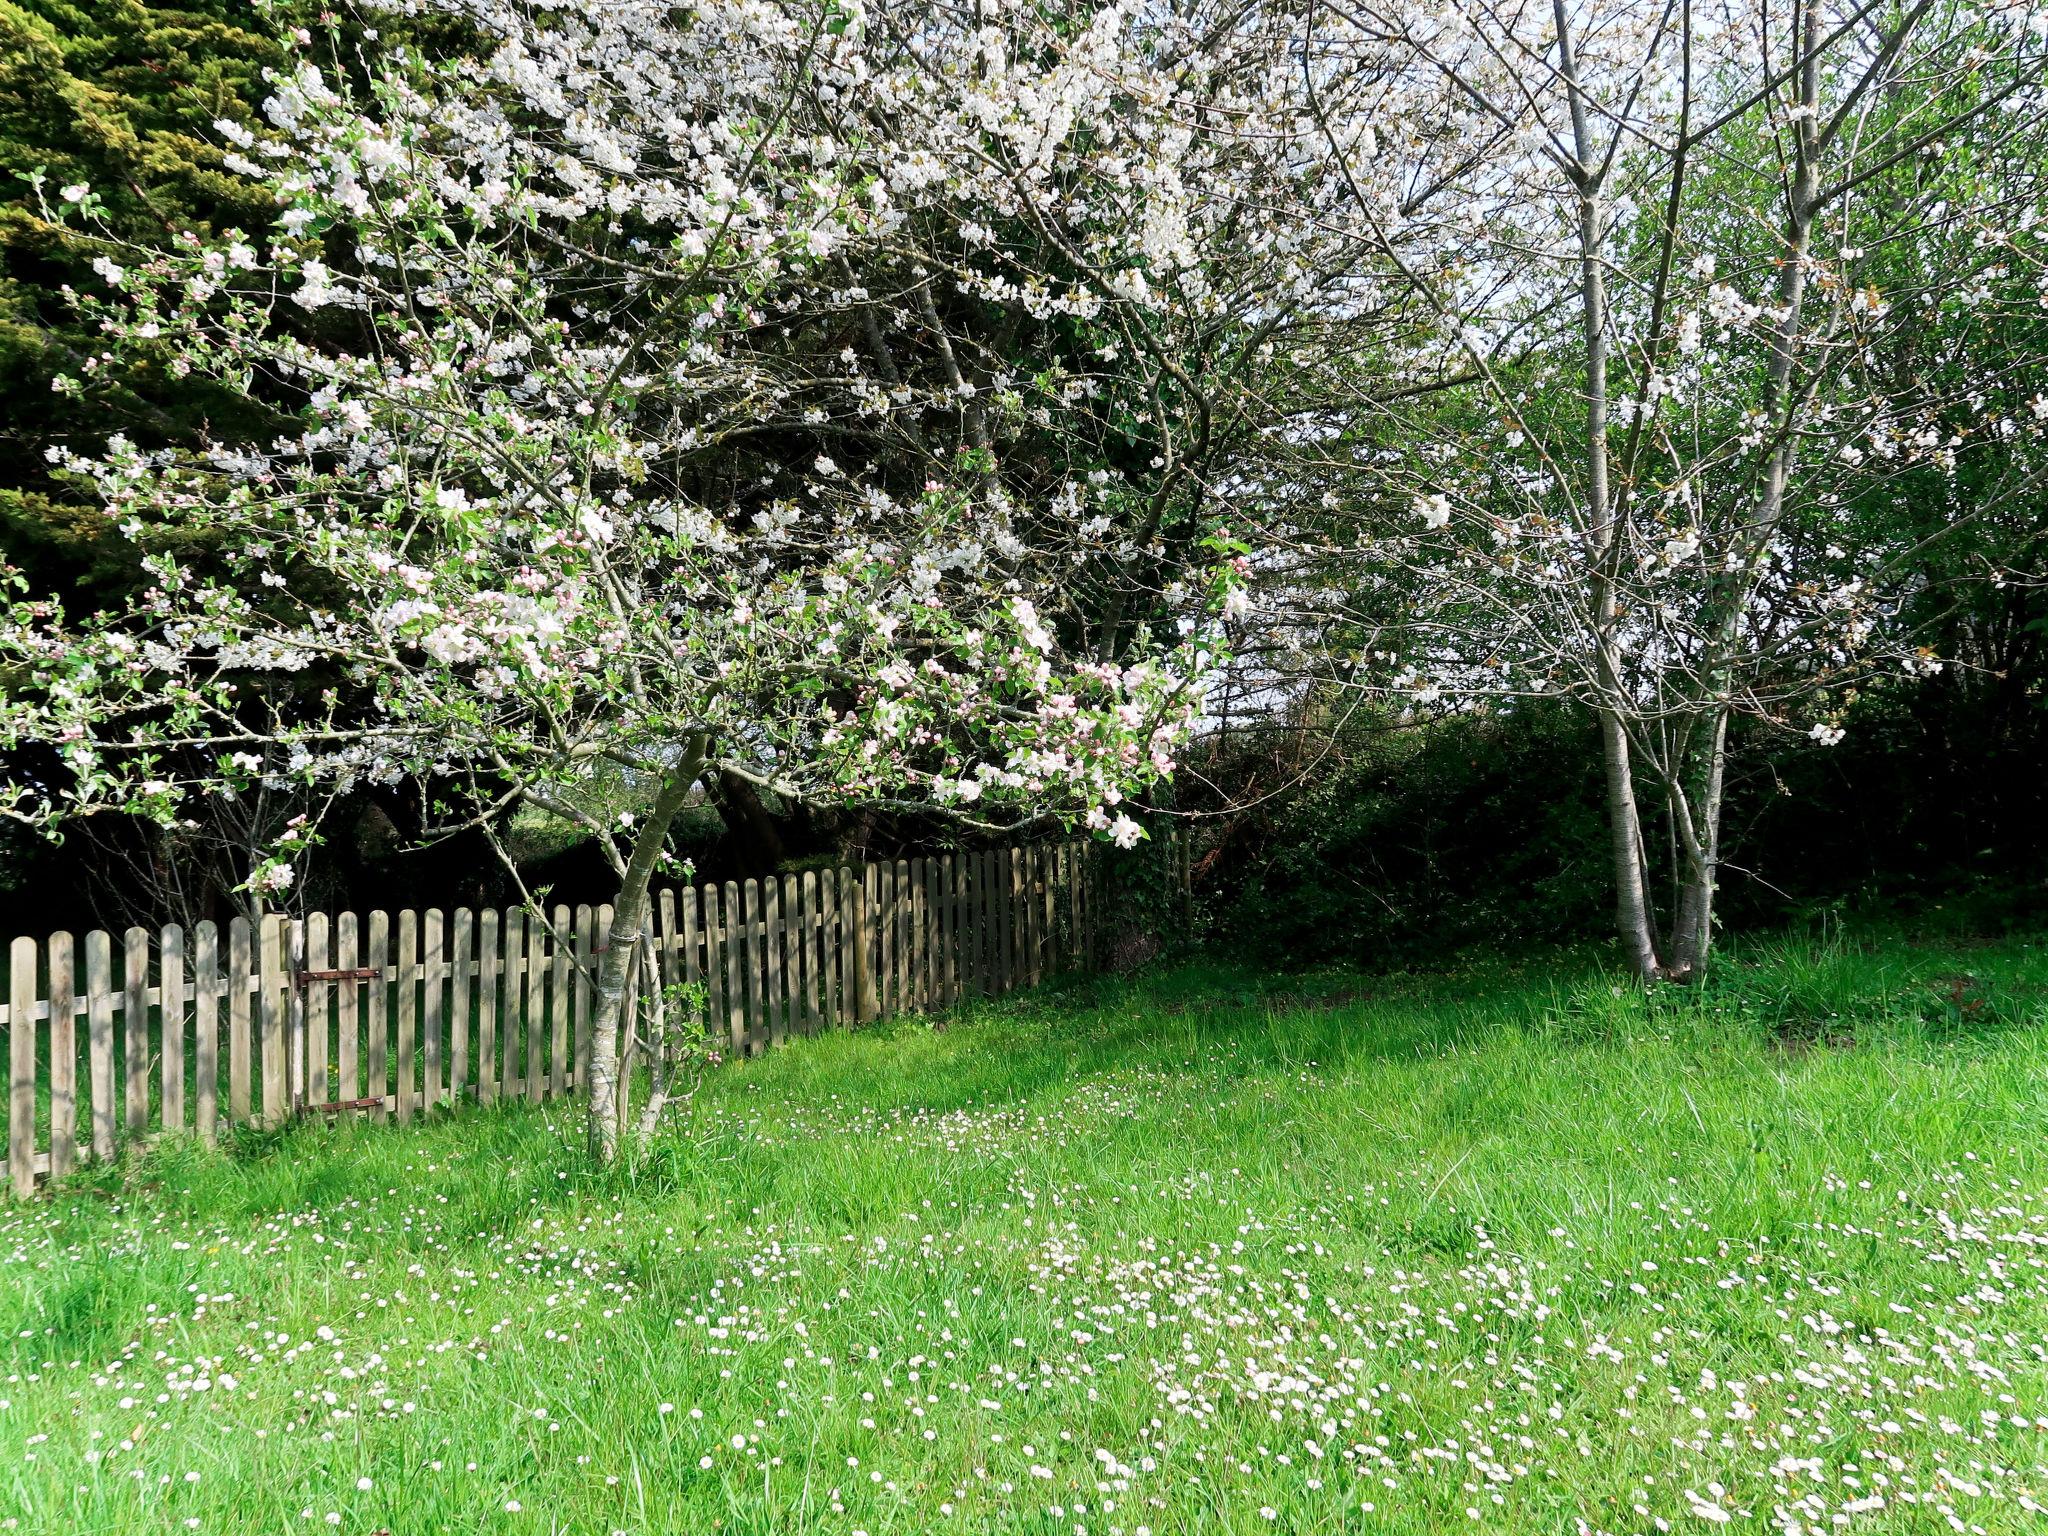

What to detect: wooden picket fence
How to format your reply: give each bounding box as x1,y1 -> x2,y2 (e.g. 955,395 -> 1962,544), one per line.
1,840 -> 1111,1198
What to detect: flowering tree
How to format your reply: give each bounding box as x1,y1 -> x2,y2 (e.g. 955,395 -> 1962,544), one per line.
0,0 -> 1341,1159
1277,0 -> 2048,981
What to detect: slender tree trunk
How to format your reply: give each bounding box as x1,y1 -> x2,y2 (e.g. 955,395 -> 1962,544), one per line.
1666,707 -> 1729,977
585,742 -> 706,1165
1596,703 -> 1665,983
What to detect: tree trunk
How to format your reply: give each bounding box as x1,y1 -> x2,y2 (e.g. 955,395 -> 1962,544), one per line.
584,743 -> 705,1165
1666,707 -> 1730,978
1596,705 -> 1665,984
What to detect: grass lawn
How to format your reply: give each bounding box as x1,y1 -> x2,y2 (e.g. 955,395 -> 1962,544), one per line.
4,929 -> 2048,1534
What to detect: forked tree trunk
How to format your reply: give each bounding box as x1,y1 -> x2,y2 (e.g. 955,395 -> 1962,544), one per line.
1598,704 -> 1730,986
584,744 -> 705,1165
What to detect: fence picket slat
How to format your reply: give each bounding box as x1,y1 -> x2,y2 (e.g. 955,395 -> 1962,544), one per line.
796,872 -> 816,1036
9,937 -> 35,1198
227,918 -> 252,1129
287,919 -> 307,1115
525,914 -> 546,1105
306,915 -> 331,1113
855,867 -> 877,1023
499,909 -> 522,1100
798,872 -> 823,1040
123,926 -> 150,1139
393,909 -> 417,1125
477,910 -> 499,1104
721,882 -> 745,1054
573,905 -> 594,1093
550,905 -> 572,1101
335,915 -> 359,1110
902,860 -> 918,1013
681,887 -> 703,1040
918,858 -> 936,1013
423,909 -> 445,1112
595,907 -> 616,1091
1007,849 -> 1024,995
160,925 -> 186,1133
738,880 -> 761,1052
933,857 -> 952,1009
49,932 -> 76,1177
818,872 -> 840,1028
451,910 -> 473,1105
987,856 -> 1003,999
759,878 -> 782,1051
528,913 -> 552,1105
194,924 -> 219,1145
779,876 -> 802,1048
260,916 -> 287,1128
700,886 -> 726,1052
364,912 -> 390,1122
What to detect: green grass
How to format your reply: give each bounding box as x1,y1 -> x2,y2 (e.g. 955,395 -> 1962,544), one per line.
5,928 -> 2048,1534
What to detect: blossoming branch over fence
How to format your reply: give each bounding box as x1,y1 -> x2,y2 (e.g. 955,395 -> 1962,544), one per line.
1,839 -> 1176,1198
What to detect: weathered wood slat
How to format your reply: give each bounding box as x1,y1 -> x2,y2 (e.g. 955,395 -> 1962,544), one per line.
722,881 -> 745,1055
550,905 -> 572,1101
572,905 -> 593,1093
681,887 -> 702,1041
306,914 -> 331,1116
48,932 -> 76,1177
741,879 -> 764,1052
334,915 -> 359,1111
227,918 -> 252,1129
819,872 -> 841,1027
10,937 -> 35,1199
500,908 -> 523,1101
700,885 -> 726,1056
395,910 -> 418,1125
194,923 -> 219,1145
451,909 -> 473,1105
123,926 -> 150,1138
423,909 -> 445,1112
761,877 -> 784,1051
161,924 -> 187,1133
525,912 -> 546,1106
797,872 -> 819,1036
364,912 -> 390,1124
477,909 -> 499,1104
260,916 -> 287,1128
287,918 -> 307,1115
